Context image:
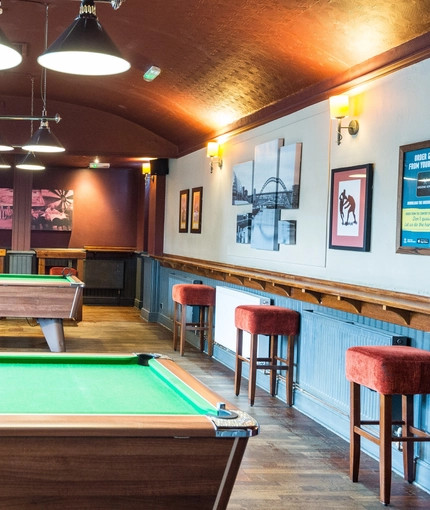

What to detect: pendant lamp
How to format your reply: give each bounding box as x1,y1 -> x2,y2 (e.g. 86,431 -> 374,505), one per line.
0,154 -> 11,168
22,117 -> 64,153
16,152 -> 45,171
0,27 -> 22,70
37,0 -> 130,76
0,131 -> 13,151
23,5 -> 65,153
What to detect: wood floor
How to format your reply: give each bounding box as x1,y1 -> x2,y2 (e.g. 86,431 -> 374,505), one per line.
1,306 -> 430,509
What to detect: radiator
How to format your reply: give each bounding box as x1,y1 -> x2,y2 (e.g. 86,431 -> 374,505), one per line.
7,250 -> 34,274
299,311 -> 408,420
214,286 -> 270,357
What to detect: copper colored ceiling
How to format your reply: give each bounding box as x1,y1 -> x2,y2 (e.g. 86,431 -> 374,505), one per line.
1,0 -> 430,169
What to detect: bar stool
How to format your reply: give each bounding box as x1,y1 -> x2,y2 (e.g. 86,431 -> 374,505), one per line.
345,345 -> 430,505
234,305 -> 300,406
172,284 -> 215,357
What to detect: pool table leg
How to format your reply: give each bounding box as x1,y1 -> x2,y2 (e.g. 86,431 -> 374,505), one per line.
37,319 -> 66,352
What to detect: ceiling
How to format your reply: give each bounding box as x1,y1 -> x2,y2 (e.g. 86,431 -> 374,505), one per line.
1,0 -> 430,170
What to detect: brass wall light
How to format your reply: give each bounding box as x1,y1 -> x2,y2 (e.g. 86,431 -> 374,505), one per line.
329,95 -> 359,145
207,141 -> 223,173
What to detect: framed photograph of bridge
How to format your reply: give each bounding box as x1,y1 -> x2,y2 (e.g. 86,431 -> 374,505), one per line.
329,164 -> 373,251
253,138 -> 284,210
277,143 -> 302,209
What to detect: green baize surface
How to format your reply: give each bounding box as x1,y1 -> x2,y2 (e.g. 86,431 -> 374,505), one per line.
0,355 -> 214,415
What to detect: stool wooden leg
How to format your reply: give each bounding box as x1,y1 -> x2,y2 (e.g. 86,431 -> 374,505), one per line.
248,333 -> 258,406
207,305 -> 214,357
269,335 -> 278,397
380,393 -> 392,506
180,304 -> 187,356
173,301 -> 179,351
402,394 -> 415,483
350,381 -> 361,483
235,329 -> 243,396
199,305 -> 205,351
286,334 -> 295,406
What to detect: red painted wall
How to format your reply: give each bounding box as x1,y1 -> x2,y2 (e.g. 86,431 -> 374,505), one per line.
0,167 -> 140,249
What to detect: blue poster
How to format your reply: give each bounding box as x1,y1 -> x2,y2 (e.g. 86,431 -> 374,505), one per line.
400,147 -> 430,248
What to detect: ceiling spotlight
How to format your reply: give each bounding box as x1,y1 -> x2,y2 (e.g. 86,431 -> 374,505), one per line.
37,0 -> 131,76
0,27 -> 22,71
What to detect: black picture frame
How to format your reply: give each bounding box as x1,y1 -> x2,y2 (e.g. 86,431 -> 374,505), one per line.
179,189 -> 189,233
329,164 -> 373,251
190,187 -> 203,234
397,140 -> 430,255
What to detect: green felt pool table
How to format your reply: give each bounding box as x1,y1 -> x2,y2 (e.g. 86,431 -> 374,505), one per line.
0,352 -> 259,509
0,273 -> 84,352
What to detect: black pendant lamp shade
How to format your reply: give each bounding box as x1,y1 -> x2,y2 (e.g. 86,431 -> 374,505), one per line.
37,0 -> 130,76
0,27 -> 22,71
22,119 -> 65,153
16,152 -> 45,171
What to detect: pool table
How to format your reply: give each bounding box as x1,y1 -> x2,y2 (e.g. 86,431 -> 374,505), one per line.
0,352 -> 259,509
0,273 -> 84,352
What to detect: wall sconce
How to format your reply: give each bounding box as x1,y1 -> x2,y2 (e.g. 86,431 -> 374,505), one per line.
207,142 -> 223,173
142,161 -> 152,182
329,95 -> 359,145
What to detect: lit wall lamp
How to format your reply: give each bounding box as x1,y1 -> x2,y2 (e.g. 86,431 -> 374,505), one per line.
207,142 -> 223,173
329,95 -> 359,145
142,161 -> 152,182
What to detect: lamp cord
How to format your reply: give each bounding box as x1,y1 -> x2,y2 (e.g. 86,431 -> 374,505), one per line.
30,76 -> 34,136
41,3 -> 48,117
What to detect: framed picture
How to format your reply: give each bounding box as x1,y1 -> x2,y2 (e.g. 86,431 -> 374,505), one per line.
329,164 -> 373,251
179,189 -> 189,233
190,186 -> 203,234
397,140 -> 430,255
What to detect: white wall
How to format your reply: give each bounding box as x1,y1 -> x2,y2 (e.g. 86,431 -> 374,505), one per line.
164,58 -> 430,296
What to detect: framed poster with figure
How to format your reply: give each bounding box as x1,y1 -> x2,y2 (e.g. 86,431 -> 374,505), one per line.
329,164 -> 373,251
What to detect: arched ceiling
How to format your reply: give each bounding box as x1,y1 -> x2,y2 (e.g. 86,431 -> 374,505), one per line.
1,0 -> 430,169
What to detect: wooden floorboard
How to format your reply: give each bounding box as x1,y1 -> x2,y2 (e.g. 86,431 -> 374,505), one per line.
0,305 -> 429,509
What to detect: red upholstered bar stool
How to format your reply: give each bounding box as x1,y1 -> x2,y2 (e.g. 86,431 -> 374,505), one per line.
234,305 -> 300,407
172,284 -> 215,357
346,345 -> 430,506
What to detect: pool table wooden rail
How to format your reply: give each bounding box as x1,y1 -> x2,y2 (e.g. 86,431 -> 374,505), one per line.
0,355 -> 257,509
0,277 -> 84,320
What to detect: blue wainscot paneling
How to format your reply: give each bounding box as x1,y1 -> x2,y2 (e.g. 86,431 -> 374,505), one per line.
147,262 -> 430,495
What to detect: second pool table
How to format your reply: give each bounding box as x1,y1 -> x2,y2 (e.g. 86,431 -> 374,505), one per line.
0,273 -> 84,351
0,352 -> 259,509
